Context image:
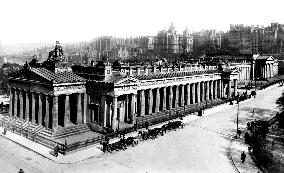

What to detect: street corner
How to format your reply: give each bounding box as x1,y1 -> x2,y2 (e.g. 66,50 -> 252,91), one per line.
230,137 -> 261,173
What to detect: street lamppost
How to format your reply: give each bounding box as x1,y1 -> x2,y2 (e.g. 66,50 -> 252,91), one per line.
205,82 -> 208,108
255,77 -> 257,92
236,92 -> 240,138
184,102 -> 186,114
176,101 -> 179,118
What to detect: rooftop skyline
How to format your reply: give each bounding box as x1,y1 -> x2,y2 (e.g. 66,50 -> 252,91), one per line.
1,0 -> 284,45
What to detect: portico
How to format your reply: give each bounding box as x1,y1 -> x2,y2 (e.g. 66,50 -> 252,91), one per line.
9,66 -> 86,131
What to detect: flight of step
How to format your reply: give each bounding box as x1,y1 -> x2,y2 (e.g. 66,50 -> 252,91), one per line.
52,124 -> 91,139
1,116 -> 45,136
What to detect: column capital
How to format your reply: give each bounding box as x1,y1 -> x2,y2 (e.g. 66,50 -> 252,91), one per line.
36,92 -> 43,96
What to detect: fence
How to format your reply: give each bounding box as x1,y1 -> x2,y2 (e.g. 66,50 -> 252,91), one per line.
261,79 -> 283,89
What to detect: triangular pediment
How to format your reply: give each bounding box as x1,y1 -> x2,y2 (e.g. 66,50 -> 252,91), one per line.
266,56 -> 274,61
231,68 -> 239,73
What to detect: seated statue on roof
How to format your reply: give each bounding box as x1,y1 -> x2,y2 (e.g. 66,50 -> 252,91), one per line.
48,41 -> 67,62
217,59 -> 231,71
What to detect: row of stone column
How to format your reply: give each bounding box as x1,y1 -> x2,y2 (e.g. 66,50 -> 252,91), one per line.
137,80 -> 224,117
9,88 -> 87,131
261,63 -> 274,79
108,79 -> 238,130
10,88 -> 47,126
105,94 -> 136,130
239,66 -> 251,81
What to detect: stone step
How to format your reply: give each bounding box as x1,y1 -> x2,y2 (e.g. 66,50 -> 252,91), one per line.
25,123 -> 39,132
22,121 -> 29,129
2,116 -> 10,123
33,126 -> 45,134
38,128 -> 54,139
9,117 -> 16,125
53,124 -> 90,139
56,125 -> 89,134
137,113 -> 169,124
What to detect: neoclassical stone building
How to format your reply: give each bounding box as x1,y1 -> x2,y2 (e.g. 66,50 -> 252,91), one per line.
199,54 -> 278,82
72,61 -> 239,131
5,42 -> 90,144
6,42 -> 280,149
8,62 -> 87,131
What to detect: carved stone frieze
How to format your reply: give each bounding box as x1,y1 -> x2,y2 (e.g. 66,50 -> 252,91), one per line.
54,85 -> 85,92
53,85 -> 86,95
114,85 -> 137,91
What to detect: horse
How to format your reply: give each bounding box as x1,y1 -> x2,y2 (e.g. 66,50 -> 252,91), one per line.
153,127 -> 164,136
161,124 -> 168,133
168,121 -> 184,130
126,137 -> 139,146
138,130 -> 148,140
147,129 -> 158,139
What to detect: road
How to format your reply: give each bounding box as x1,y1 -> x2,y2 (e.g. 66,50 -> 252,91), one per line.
0,85 -> 282,173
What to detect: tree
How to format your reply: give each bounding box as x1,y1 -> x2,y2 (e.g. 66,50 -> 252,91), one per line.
0,63 -> 22,94
276,93 -> 284,129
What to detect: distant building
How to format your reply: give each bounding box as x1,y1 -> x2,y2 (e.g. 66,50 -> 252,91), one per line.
179,27 -> 193,53
193,29 -> 219,52
229,23 -> 284,54
154,23 -> 193,54
229,24 -> 252,54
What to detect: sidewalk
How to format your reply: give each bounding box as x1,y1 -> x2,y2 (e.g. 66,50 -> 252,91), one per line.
230,137 -> 261,173
228,84 -> 279,173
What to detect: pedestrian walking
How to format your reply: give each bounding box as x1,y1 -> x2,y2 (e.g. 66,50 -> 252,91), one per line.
105,135 -> 109,144
241,151 -> 246,163
102,142 -> 106,153
54,145 -> 59,157
237,129 -> 242,138
145,121 -> 149,130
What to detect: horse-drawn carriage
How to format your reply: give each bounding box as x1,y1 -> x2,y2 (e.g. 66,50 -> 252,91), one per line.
101,120 -> 185,153
101,136 -> 139,153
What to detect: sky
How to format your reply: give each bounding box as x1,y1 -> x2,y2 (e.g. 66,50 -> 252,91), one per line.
0,0 -> 284,45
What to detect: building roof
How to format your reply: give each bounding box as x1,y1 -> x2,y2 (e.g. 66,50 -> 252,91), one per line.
103,72 -> 127,83
30,68 -> 85,83
134,70 -> 219,80
10,67 -> 85,84
256,55 -> 273,60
